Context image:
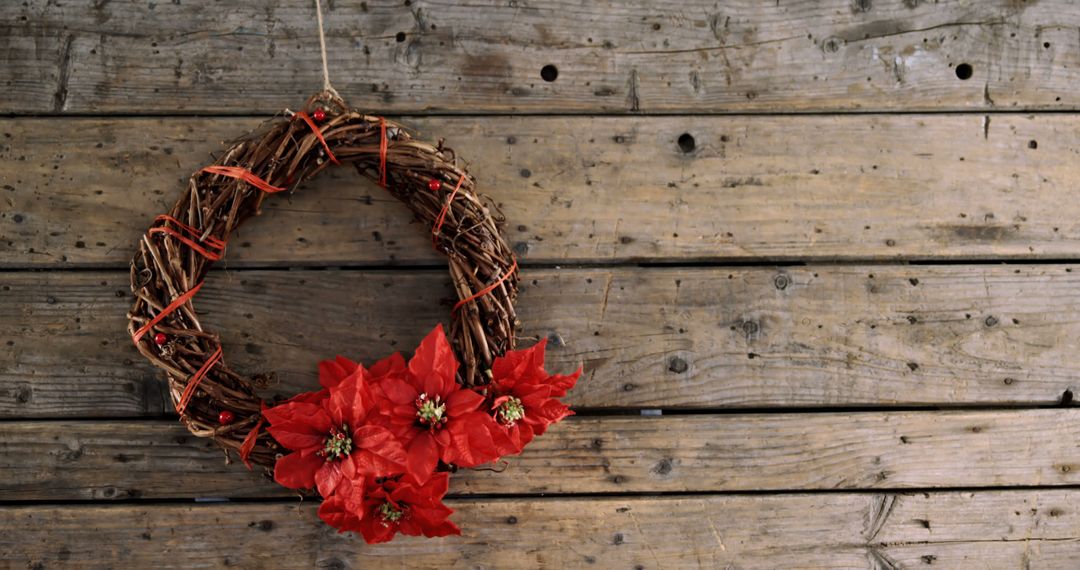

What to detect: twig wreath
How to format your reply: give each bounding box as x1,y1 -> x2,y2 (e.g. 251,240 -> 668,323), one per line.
125,87 -> 579,542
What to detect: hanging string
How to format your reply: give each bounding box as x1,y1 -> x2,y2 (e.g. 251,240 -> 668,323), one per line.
314,0 -> 339,98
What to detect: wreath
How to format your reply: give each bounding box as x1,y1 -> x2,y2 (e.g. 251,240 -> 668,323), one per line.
126,90 -> 580,543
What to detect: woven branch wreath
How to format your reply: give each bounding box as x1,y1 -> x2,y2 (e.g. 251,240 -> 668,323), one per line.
126,90 -> 580,542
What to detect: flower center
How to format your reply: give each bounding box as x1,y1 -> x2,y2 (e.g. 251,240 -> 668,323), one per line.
379,502 -> 405,524
415,393 -> 447,429
320,424 -> 352,461
497,396 -> 526,426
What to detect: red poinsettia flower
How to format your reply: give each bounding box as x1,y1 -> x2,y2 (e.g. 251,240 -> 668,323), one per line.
485,338 -> 581,454
378,325 -> 504,481
353,473 -> 460,543
264,368 -> 407,497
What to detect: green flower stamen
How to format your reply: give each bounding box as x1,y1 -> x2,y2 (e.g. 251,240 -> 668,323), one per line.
380,502 -> 405,523
415,394 -> 447,428
497,396 -> 526,426
320,424 -> 352,461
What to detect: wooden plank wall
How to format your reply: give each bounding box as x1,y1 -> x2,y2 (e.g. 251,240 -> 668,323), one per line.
4,0 -> 1080,567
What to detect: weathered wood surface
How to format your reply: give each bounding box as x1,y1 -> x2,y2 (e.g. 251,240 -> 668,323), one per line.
4,410 -> 1079,501
3,491 -> 1077,568
3,114 -> 1080,268
3,264 -> 1079,417
5,0 -> 1080,114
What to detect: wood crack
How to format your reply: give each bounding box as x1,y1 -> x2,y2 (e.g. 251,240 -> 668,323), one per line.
840,19 -> 1006,45
53,34 -> 75,113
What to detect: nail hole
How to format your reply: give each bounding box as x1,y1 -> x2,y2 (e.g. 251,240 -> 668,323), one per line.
955,63 -> 973,80
395,32 -> 407,43
540,64 -> 558,82
677,133 -> 696,153
1028,140 -> 1038,149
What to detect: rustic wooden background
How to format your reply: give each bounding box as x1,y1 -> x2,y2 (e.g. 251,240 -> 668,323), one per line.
4,0 -> 1080,567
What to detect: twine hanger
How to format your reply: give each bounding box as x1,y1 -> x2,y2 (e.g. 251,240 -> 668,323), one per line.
314,0 -> 340,99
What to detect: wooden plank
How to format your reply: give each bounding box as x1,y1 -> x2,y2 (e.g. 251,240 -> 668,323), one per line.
4,410 -> 1080,501
4,1 -> 1080,114
4,264 -> 1080,417
2,491 -> 1077,568
4,114 -> 1080,268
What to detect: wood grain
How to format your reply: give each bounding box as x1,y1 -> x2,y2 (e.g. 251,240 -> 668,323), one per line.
4,114 -> 1080,268
5,264 -> 1080,417
4,1 -> 1080,114
2,491 -> 1077,568
4,410 -> 1080,501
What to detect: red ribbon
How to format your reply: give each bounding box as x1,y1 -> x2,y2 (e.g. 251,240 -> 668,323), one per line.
239,416 -> 266,470
431,173 -> 466,250
453,259 -> 518,315
378,118 -> 388,188
201,166 -> 285,193
176,346 -> 222,415
131,282 -> 205,344
296,112 -> 340,165
154,215 -> 227,249
148,227 -> 224,261
147,215 -> 226,260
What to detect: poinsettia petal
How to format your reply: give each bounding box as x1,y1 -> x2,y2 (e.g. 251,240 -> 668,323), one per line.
547,368 -> 581,398
263,402 -> 332,451
425,471 -> 451,499
489,422 -> 524,457
327,371 -> 374,428
408,325 -> 458,397
406,432 -> 439,484
317,490 -> 364,533
358,512 -> 398,544
397,517 -> 423,536
446,388 -> 484,416
433,427 -> 452,449
491,339 -> 544,381
318,356 -> 358,390
272,451 -> 323,490
446,413 -> 501,467
283,388 -> 329,406
422,519 -> 461,538
409,502 -> 454,527
350,425 -> 407,476
534,398 -> 574,424
315,461 -> 345,497
370,352 -> 406,378
382,377 -> 419,406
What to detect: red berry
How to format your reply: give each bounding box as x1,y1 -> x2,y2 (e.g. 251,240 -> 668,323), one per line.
218,410 -> 235,425
153,333 -> 167,345
427,179 -> 441,192
312,108 -> 326,122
